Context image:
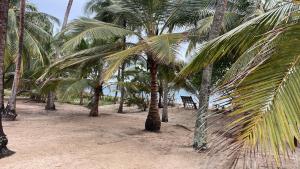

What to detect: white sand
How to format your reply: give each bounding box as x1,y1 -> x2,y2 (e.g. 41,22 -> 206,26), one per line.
0,100 -> 298,169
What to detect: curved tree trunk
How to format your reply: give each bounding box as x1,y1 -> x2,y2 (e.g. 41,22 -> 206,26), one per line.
145,57 -> 161,131
193,0 -> 228,150
161,79 -> 169,122
5,0 -> 26,121
117,63 -> 125,113
0,0 -> 14,158
89,59 -> 103,117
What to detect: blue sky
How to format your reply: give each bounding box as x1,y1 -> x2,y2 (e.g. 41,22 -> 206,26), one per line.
29,0 -> 89,31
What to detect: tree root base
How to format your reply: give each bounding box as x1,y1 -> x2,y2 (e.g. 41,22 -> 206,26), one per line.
145,117 -> 161,132
193,142 -> 208,151
2,108 -> 17,121
45,105 -> 56,111
0,147 -> 15,159
89,111 -> 99,117
162,118 -> 168,123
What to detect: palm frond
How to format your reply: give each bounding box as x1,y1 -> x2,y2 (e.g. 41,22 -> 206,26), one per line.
218,25 -> 300,164
179,2 -> 296,77
103,43 -> 146,81
61,18 -> 139,52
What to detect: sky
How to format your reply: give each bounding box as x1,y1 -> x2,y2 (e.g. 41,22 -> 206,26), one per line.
29,0 -> 89,32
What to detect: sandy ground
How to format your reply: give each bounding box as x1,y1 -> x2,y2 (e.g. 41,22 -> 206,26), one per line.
0,100 -> 299,169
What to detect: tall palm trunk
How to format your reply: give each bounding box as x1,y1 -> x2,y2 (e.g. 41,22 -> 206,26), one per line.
5,0 -> 26,120
89,85 -> 101,117
158,81 -> 163,108
62,0 -> 73,30
113,68 -> 120,104
117,63 -> 125,113
0,0 -> 14,158
46,0 -> 74,110
89,59 -> 103,117
161,79 -> 168,122
145,56 -> 161,131
79,90 -> 84,105
117,23 -> 126,113
45,92 -> 55,110
193,0 -> 228,150
45,92 -> 56,110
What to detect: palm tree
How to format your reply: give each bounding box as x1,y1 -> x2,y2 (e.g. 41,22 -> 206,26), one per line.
180,1 -> 300,166
3,1 -> 57,118
62,0 -> 74,30
38,36 -> 124,117
192,0 -> 228,150
158,65 -> 178,122
117,62 -> 126,113
5,0 -> 26,120
85,0 -> 130,114
161,79 -> 169,122
0,0 -> 14,158
180,0 -> 264,150
45,0 -> 74,111
89,58 -> 104,117
58,0 -> 214,131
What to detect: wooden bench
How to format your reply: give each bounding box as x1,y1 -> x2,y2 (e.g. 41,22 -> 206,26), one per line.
181,96 -> 197,109
214,104 -> 225,111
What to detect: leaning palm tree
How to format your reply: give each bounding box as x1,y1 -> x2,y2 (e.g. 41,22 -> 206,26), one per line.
85,0 -> 133,114
4,1 -> 58,119
0,0 -> 14,158
5,0 -> 26,121
58,0 -> 213,131
45,0 -> 75,111
180,1 -> 300,166
38,37 -> 124,117
183,0 -> 277,150
62,0 -> 73,30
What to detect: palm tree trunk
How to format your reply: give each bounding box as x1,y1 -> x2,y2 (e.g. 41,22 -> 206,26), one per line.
89,59 -> 103,117
193,0 -> 228,150
45,91 -> 56,110
117,63 -> 125,113
161,79 -> 169,122
117,26 -> 127,112
45,92 -> 56,110
158,82 -> 163,108
5,0 -> 26,121
89,85 -> 101,117
113,68 -> 120,104
45,0 -> 74,110
0,0 -> 15,158
79,90 -> 84,105
62,0 -> 73,30
145,56 -> 161,131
